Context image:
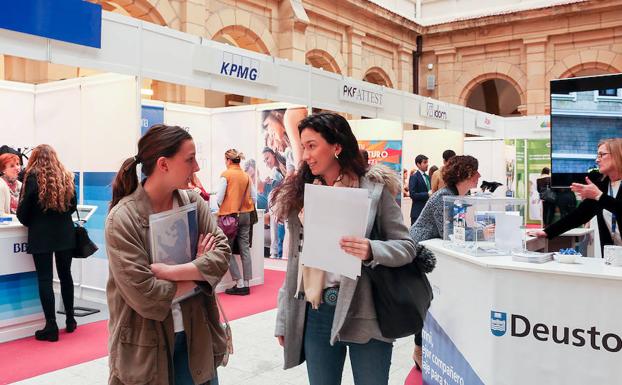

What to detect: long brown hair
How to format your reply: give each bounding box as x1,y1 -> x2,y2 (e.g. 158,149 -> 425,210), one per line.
23,144 -> 75,212
270,112 -> 367,219
109,124 -> 192,210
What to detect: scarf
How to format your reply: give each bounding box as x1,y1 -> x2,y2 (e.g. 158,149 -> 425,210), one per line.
2,176 -> 19,214
297,172 -> 360,309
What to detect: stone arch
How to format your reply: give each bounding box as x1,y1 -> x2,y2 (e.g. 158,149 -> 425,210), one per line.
206,9 -> 277,56
363,67 -> 394,88
97,0 -> 178,26
457,62 -> 526,107
547,50 -> 622,80
362,54 -> 397,88
306,49 -> 343,74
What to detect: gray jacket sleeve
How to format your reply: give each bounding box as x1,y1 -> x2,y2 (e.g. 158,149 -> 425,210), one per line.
368,186 -> 417,267
275,284 -> 287,336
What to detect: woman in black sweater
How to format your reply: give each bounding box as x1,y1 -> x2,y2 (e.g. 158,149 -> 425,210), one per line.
532,138 -> 622,254
17,144 -> 77,342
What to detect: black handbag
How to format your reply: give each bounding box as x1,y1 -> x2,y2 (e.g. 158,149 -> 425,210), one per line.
73,209 -> 98,258
539,188 -> 557,204
365,223 -> 434,339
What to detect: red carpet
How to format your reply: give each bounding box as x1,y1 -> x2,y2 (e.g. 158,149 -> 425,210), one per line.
404,366 -> 423,385
0,269 -> 285,384
217,269 -> 285,321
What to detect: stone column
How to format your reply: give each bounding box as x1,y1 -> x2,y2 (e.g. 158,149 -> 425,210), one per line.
397,45 -> 413,92
347,27 -> 366,79
435,48 -> 457,104
278,0 -> 308,64
523,37 -> 548,115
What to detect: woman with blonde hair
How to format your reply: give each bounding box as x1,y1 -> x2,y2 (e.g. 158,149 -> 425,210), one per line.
532,138 -> 622,254
17,144 -> 77,342
217,149 -> 256,295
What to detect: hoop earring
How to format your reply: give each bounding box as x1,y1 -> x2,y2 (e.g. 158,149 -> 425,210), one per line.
334,153 -> 339,159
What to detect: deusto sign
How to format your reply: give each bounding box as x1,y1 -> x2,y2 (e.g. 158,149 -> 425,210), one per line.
490,310 -> 622,353
339,81 -> 384,108
193,46 -> 277,86
421,100 -> 449,121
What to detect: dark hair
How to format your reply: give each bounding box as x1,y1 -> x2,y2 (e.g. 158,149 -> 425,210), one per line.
415,154 -> 428,165
442,149 -> 456,162
442,155 -> 479,187
271,112 -> 367,219
262,146 -> 286,175
541,167 -> 550,175
110,124 -> 192,210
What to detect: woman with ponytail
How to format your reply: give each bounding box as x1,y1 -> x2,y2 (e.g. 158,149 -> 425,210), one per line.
106,124 -> 231,385
17,144 -> 77,342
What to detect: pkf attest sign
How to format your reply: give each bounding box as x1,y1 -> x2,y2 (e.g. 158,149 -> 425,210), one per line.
193,45 -> 277,86
339,81 -> 384,108
421,100 -> 449,121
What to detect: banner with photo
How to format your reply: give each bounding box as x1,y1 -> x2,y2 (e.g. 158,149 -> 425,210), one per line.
256,106 -> 308,259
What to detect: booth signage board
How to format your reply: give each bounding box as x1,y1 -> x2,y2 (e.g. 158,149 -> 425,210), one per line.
339,81 -> 384,108
421,100 -> 449,121
193,46 -> 277,86
0,0 -> 102,48
423,251 -> 622,385
476,113 -> 494,130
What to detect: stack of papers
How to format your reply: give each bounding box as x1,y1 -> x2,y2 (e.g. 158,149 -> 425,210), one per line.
511,251 -> 553,264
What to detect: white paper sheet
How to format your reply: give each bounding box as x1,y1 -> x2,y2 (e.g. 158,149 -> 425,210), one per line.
494,212 -> 523,251
301,184 -> 371,279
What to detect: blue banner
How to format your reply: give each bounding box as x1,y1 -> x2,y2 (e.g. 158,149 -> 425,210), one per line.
141,105 -> 164,136
0,0 -> 102,48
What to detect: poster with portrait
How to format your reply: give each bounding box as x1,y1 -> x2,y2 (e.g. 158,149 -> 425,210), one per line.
256,105 -> 308,259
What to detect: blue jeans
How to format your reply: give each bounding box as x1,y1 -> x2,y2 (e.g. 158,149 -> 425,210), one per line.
174,331 -> 218,385
303,303 -> 393,385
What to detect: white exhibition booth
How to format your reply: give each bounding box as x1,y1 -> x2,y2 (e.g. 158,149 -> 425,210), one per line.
421,239 -> 620,384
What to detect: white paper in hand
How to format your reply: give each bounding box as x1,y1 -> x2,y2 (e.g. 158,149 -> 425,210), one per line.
301,184 -> 371,279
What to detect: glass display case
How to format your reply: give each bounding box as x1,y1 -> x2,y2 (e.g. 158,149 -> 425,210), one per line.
442,195 -> 527,256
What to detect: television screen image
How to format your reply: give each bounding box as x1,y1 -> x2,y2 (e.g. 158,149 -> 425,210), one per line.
550,73 -> 622,187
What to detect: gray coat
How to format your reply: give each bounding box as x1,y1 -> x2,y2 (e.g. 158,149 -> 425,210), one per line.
275,177 -> 416,369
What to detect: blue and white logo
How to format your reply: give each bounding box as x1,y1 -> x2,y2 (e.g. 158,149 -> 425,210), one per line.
491,311 -> 507,337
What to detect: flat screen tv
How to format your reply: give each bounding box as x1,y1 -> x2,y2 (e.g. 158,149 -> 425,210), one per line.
550,73 -> 622,187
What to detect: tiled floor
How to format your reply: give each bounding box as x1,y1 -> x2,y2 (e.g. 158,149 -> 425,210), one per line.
12,307 -> 415,385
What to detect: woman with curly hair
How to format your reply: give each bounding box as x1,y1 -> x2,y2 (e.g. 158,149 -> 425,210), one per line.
409,154 -> 483,368
273,112 -> 424,385
17,144 -> 77,342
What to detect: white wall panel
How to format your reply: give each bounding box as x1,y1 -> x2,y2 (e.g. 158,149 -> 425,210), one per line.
80,75 -> 138,171
34,82 -> 82,171
0,82 -> 35,148
164,104 -> 213,189
209,110 -> 257,192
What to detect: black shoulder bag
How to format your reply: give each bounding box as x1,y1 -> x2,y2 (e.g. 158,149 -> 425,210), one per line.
364,222 -> 434,339
73,209 -> 98,258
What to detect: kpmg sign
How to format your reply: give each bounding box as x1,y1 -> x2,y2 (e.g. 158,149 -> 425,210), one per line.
339,81 -> 384,108
0,0 -> 102,48
193,46 -> 276,86
421,100 -> 449,121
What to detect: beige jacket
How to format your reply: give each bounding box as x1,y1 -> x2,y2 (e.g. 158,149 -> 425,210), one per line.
105,184 -> 231,385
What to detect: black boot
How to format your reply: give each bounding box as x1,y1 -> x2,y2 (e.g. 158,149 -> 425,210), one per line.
35,320 -> 59,342
66,317 -> 77,333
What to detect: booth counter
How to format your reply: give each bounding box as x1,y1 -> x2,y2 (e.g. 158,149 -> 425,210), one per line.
0,217 -> 43,343
420,238 -> 620,385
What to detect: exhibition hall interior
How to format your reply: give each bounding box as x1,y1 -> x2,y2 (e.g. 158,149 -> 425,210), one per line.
0,0 -> 621,384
